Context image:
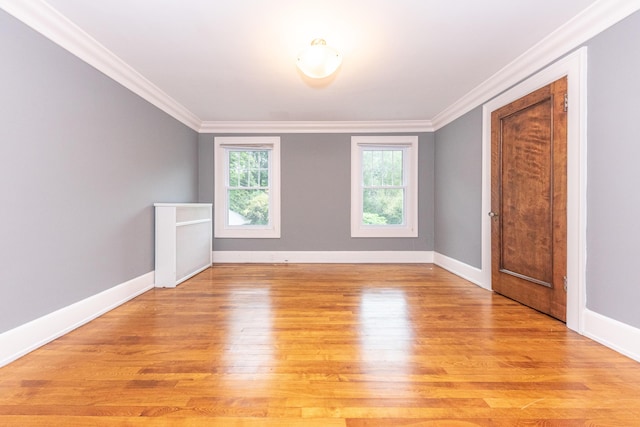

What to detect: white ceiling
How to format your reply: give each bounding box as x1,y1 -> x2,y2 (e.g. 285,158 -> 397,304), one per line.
13,0 -> 605,124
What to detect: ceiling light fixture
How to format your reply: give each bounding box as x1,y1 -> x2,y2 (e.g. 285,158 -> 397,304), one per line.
296,38 -> 342,79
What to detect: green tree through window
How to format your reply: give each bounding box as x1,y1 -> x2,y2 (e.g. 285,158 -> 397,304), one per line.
227,150 -> 270,226
361,149 -> 405,225
215,137 -> 280,238
351,135 -> 417,238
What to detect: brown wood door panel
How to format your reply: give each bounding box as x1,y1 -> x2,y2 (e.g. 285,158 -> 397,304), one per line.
491,76 -> 567,321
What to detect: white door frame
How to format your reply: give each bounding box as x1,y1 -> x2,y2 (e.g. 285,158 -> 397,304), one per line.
480,47 -> 588,333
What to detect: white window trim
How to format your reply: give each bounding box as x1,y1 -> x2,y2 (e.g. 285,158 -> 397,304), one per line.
214,137 -> 281,238
351,136 -> 419,238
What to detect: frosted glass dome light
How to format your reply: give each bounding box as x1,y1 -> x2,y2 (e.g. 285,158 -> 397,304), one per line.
296,38 -> 342,79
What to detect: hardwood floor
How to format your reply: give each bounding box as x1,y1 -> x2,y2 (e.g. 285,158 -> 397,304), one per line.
1,264 -> 639,426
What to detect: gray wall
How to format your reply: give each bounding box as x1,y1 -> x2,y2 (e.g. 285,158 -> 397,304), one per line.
434,108 -> 483,268
4,3 -> 639,336
584,11 -> 640,328
199,133 -> 434,251
432,10 -> 640,329
0,10 -> 199,333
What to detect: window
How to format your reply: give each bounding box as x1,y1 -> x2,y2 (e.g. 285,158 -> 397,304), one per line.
351,136 -> 418,237
214,137 -> 280,238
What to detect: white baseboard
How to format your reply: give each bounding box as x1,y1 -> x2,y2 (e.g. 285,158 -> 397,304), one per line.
582,309 -> 640,363
433,252 -> 488,290
0,271 -> 154,368
432,254 -> 640,363
3,264 -> 638,369
213,250 -> 434,264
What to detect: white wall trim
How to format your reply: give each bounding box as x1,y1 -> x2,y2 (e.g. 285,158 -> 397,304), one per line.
0,271 -> 154,368
481,48 -> 588,333
433,252 -> 487,290
199,120 -> 434,134
213,251 -> 434,264
432,0 -> 640,130
350,136 -> 419,238
213,137 -> 281,239
583,309 -> 640,363
434,251 -> 640,363
0,0 -> 201,131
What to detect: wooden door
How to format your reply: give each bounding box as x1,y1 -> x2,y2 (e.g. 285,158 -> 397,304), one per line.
490,76 -> 567,321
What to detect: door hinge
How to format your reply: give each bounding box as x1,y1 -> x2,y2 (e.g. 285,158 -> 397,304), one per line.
563,275 -> 568,292
563,93 -> 568,112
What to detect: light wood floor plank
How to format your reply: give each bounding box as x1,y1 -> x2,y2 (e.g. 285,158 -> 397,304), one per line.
1,263 -> 639,426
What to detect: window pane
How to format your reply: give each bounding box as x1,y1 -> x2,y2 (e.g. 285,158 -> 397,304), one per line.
226,149 -> 271,224
362,151 -> 372,186
228,150 -> 271,189
382,151 -> 393,185
258,151 -> 268,168
363,188 -> 404,225
228,152 -> 240,186
373,151 -> 383,186
250,169 -> 259,187
228,167 -> 237,187
362,149 -> 403,188
228,189 -> 270,226
215,137 -> 280,238
230,151 -> 246,175
393,151 -> 403,185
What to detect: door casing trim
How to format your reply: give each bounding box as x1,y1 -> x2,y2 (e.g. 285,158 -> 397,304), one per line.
481,47 -> 587,333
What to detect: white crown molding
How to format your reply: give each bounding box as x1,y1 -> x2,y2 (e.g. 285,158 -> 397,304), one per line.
199,120 -> 434,134
4,0 -> 638,134
431,0 -> 640,130
0,0 -> 201,131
